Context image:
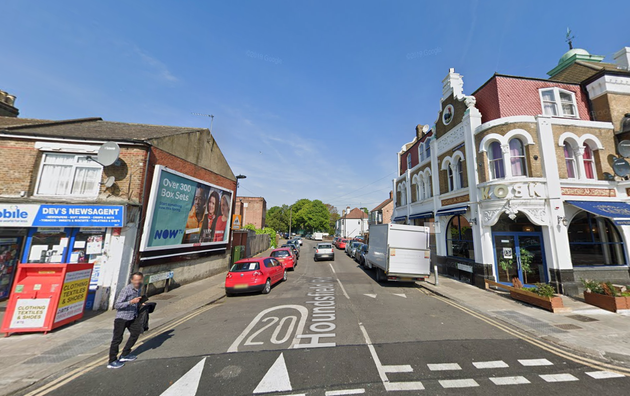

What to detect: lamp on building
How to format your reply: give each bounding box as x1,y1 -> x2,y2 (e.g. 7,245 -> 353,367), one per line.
470,218 -> 477,225
557,215 -> 568,226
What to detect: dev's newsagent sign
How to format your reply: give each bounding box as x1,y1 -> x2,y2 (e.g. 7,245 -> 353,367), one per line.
141,166 -> 234,251
0,204 -> 125,227
55,269 -> 91,323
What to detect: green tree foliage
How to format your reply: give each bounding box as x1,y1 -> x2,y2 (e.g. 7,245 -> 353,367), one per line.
293,199 -> 329,233
266,205 -> 290,232
324,203 -> 340,235
243,223 -> 277,248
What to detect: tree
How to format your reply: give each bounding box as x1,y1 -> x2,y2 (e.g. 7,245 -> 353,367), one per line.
324,203 -> 340,235
291,199 -> 330,233
266,205 -> 290,232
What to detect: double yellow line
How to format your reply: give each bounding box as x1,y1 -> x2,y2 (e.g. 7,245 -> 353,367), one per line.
420,288 -> 630,376
24,302 -> 220,396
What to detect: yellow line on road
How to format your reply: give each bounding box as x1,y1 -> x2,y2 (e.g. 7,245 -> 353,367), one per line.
24,303 -> 220,396
419,288 -> 630,376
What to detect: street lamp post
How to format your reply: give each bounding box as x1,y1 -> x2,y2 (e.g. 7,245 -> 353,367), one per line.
288,205 -> 293,237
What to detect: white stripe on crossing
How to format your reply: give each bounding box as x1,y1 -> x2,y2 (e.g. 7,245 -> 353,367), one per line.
428,363 -> 461,371
439,379 -> 479,388
518,358 -> 553,366
539,373 -> 579,383
489,376 -> 530,385
384,381 -> 425,391
473,360 -> 509,369
382,364 -> 413,373
585,371 -> 625,379
325,389 -> 366,395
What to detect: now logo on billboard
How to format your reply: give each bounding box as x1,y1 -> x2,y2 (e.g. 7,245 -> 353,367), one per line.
153,229 -> 184,240
0,207 -> 28,219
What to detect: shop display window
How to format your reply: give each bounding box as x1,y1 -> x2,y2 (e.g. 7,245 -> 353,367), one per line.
446,215 -> 474,260
568,212 -> 626,266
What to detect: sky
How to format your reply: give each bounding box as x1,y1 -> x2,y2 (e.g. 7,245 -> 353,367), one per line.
2,0 -> 629,212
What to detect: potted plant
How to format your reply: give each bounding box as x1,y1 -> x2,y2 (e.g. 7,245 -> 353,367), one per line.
509,282 -> 567,313
581,279 -> 630,313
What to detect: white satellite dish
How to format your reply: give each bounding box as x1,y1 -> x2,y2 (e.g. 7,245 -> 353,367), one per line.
102,176 -> 116,188
618,140 -> 630,158
96,142 -> 121,167
422,124 -> 430,133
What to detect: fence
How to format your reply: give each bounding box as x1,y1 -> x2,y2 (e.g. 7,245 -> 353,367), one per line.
247,232 -> 271,257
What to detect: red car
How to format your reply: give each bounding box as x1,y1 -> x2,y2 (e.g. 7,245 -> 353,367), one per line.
225,257 -> 287,296
337,239 -> 348,249
270,248 -> 297,270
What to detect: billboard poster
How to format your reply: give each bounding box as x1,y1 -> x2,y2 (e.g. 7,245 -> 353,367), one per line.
141,166 -> 234,251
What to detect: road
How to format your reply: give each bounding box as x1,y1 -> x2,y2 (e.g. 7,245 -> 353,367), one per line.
21,239 -> 629,396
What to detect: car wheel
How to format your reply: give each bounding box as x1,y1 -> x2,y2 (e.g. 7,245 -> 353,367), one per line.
225,290 -> 233,297
376,269 -> 383,283
314,257 -> 318,262
283,270 -> 287,281
262,279 -> 271,294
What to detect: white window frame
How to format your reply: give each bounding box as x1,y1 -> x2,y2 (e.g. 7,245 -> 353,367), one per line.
539,88 -> 579,118
418,143 -> 425,162
508,138 -> 528,177
563,142 -> 578,179
34,152 -> 103,198
583,144 -> 596,180
406,154 -> 412,170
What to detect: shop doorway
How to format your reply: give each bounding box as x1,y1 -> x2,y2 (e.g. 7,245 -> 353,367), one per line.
493,232 -> 546,285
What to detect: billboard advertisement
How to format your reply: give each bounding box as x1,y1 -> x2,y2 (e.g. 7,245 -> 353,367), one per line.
140,166 -> 234,251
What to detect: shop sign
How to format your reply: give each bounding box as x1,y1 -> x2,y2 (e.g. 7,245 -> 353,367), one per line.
0,204 -> 125,228
457,263 -> 473,273
54,269 -> 91,323
9,298 -> 50,329
480,182 -> 545,200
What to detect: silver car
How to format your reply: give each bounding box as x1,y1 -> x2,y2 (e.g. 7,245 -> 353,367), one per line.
314,243 -> 334,261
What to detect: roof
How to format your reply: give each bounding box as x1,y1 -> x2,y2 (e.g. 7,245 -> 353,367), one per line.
371,197 -> 393,212
550,61 -> 629,84
0,116 -> 206,142
341,208 -> 368,219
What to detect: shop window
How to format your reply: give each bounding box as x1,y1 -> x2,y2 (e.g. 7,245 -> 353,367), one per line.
446,215 -> 474,260
583,144 -> 595,179
509,138 -> 527,177
568,212 -> 626,266
564,143 -> 577,179
36,153 -> 103,197
488,142 -> 505,179
540,88 -> 578,118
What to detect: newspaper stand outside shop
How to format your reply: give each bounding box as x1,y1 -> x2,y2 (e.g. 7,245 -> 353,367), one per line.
1,263 -> 93,336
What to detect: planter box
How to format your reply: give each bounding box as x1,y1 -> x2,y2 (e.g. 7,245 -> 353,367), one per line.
509,289 -> 568,313
583,291 -> 630,313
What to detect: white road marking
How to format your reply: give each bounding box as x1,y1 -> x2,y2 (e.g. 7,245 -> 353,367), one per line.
438,379 -> 479,388
539,373 -> 579,383
518,358 -> 553,366
253,353 -> 292,393
364,294 -> 377,298
473,360 -> 509,369
489,376 -> 530,385
329,263 -> 350,300
428,363 -> 461,371
160,358 -> 206,396
382,364 -> 413,373
325,389 -> 366,395
392,293 -> 407,298
585,371 -> 625,379
329,264 -> 336,273
358,323 -> 424,392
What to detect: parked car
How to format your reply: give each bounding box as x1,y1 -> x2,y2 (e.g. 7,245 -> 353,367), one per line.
314,242 -> 335,261
294,236 -> 303,246
337,239 -> 348,249
349,241 -> 362,258
281,243 -> 300,259
357,244 -> 369,265
287,239 -> 301,253
283,233 -> 290,239
225,257 -> 287,296
332,237 -> 340,247
270,248 -> 297,270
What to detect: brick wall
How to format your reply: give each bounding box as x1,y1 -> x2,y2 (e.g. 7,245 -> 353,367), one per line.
234,197 -> 267,229
551,124 -> 616,179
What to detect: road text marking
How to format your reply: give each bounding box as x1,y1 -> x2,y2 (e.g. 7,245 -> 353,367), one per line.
160,358 -> 206,396
438,379 -> 479,388
364,294 -> 377,299
392,293 -> 407,298
539,373 -> 579,383
473,360 -> 509,369
518,358 -> 553,366
489,376 -> 530,385
253,353 -> 292,394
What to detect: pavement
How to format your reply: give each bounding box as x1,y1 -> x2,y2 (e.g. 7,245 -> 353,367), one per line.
421,273 -> 630,367
7,238 -> 629,396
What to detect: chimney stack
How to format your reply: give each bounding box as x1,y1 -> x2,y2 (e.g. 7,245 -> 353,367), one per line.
0,89 -> 19,117
389,190 -> 393,199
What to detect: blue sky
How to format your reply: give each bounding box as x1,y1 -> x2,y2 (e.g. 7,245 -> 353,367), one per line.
2,0 -> 629,211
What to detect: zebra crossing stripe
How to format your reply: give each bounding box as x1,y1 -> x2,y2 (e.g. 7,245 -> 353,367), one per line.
473,360 -> 509,369
518,358 -> 553,366
585,371 -> 625,379
539,373 -> 579,383
489,376 -> 530,385
438,379 -> 479,388
428,363 -> 461,371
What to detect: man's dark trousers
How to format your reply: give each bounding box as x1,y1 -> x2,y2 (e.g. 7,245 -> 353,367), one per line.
109,317 -> 142,363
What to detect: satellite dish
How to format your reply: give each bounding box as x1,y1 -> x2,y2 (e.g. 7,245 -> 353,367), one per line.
101,176 -> 116,188
603,172 -> 615,181
612,157 -> 630,177
618,140 -> 630,158
96,142 -> 120,167
422,124 -> 430,133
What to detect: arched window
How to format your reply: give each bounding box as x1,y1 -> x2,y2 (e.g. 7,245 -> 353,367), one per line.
564,142 -> 577,179
583,144 -> 595,179
488,141 -> 505,179
446,215 -> 474,260
447,165 -> 454,192
411,177 -> 420,203
456,159 -> 464,189
417,180 -> 423,201
509,138 -> 527,176
568,212 -> 626,266
424,177 -> 432,200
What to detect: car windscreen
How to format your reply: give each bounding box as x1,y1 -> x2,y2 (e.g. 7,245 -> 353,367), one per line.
230,262 -> 260,272
271,250 -> 290,257
352,242 -> 362,248
318,244 -> 332,249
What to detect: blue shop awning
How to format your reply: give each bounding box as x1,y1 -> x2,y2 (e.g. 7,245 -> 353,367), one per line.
392,215 -> 407,222
436,205 -> 469,217
568,201 -> 630,226
409,211 -> 434,220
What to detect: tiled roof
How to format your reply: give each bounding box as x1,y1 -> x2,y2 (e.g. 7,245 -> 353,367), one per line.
342,207 -> 368,219
371,197 -> 393,212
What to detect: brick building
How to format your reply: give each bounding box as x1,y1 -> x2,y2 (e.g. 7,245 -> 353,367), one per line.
391,45 -> 630,296
0,113 -> 237,308
234,196 -> 267,229
369,192 -> 394,225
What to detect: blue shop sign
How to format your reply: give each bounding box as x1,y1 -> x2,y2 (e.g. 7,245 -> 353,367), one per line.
0,204 -> 125,228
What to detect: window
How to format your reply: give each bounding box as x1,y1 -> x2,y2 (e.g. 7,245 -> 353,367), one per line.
397,183 -> 407,206
568,212 -> 626,266
455,159 -> 464,189
424,177 -> 432,200
446,215 -> 474,260
509,138 -> 527,176
416,180 -> 423,202
36,153 -> 103,197
418,143 -> 425,162
447,166 -> 454,192
425,140 -> 431,160
564,142 -> 577,179
488,142 -> 505,179
583,144 -> 595,179
406,154 -> 412,170
540,88 -> 578,118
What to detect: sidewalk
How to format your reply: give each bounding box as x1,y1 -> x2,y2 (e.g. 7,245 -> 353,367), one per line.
0,271 -> 228,396
421,274 -> 630,367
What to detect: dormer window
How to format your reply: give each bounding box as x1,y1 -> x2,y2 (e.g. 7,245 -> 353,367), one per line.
540,88 -> 578,118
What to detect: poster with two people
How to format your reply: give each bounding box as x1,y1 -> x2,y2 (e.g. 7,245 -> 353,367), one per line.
141,166 -> 233,251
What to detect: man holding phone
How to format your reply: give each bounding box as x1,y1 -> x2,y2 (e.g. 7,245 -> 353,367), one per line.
108,272 -> 144,369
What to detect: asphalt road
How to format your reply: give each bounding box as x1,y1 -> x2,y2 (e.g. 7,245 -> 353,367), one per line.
23,240 -> 630,395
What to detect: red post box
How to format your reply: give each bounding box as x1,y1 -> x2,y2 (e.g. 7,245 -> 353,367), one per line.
1,263 -> 93,336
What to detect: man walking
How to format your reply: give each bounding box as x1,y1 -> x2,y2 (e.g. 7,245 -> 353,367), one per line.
108,272 -> 144,369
